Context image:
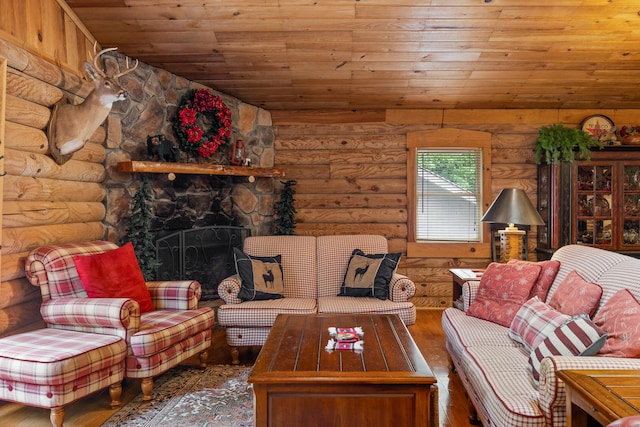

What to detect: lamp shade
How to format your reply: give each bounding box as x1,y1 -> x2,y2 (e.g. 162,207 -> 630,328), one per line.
481,188 -> 545,226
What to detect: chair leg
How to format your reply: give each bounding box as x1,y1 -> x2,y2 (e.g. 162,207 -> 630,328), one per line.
467,395 -> 480,425
141,377 -> 154,401
109,382 -> 123,408
49,406 -> 64,427
199,350 -> 209,368
447,354 -> 456,373
230,347 -> 240,365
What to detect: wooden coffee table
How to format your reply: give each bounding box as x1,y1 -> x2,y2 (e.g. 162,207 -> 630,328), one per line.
248,313 -> 438,427
558,369 -> 640,426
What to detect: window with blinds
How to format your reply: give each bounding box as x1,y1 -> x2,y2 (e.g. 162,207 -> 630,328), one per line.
416,148 -> 482,242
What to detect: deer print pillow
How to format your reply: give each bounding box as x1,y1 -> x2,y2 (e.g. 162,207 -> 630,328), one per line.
234,248 -> 285,301
338,249 -> 401,300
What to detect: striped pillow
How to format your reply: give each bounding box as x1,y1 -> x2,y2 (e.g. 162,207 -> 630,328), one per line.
528,315 -> 607,386
509,297 -> 571,352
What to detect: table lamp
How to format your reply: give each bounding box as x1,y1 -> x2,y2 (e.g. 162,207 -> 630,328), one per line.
481,188 -> 545,262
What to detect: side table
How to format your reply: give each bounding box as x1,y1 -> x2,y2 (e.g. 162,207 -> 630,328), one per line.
557,369 -> 640,427
449,268 -> 484,309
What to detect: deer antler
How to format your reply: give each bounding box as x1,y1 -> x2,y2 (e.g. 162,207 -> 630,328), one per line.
114,56 -> 139,78
89,42 -> 138,79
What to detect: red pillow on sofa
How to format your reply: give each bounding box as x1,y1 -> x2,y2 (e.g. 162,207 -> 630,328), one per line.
593,289 -> 640,358
467,262 -> 541,327
548,270 -> 602,317
508,259 -> 560,302
73,242 -> 154,313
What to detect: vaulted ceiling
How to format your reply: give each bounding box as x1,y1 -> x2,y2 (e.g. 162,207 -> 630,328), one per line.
66,1 -> 640,110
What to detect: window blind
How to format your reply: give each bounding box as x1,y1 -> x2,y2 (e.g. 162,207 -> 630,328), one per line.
416,148 -> 482,242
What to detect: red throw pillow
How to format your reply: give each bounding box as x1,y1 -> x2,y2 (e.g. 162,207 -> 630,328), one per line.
467,262 -> 541,327
74,242 -> 154,313
593,289 -> 640,358
508,259 -> 560,302
548,271 -> 602,317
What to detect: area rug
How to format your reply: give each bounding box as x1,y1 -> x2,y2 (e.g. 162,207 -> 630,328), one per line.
102,365 -> 253,427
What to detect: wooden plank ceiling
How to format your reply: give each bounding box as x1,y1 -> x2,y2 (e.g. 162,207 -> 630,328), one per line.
65,0 -> 640,110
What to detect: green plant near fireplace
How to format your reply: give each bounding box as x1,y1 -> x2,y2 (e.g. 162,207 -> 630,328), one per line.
274,179 -> 297,235
122,175 -> 159,280
534,123 -> 603,164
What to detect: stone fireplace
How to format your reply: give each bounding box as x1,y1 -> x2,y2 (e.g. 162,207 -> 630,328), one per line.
101,53 -> 279,299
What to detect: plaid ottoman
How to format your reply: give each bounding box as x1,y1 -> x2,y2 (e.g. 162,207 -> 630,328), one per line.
0,328 -> 126,427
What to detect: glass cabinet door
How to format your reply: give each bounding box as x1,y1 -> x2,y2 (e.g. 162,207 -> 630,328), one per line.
575,163 -> 613,248
622,163 -> 640,249
537,165 -> 550,246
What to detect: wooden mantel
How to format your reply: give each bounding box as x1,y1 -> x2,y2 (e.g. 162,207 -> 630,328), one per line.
117,161 -> 285,178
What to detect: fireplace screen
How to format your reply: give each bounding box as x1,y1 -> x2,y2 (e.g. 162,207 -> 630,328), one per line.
155,226 -> 251,300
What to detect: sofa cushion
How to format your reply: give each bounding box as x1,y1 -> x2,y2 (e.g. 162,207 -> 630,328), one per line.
594,289 -> 640,358
316,235 -> 389,298
508,259 -> 560,302
338,249 -> 400,300
442,308 -> 521,352
217,298 -> 317,327
318,296 -> 416,325
131,307 -> 215,356
467,262 -> 541,327
528,315 -> 607,385
548,270 -> 602,316
244,235 -> 318,299
463,346 -> 546,426
509,297 -> 572,352
73,242 -> 154,313
234,248 -> 284,301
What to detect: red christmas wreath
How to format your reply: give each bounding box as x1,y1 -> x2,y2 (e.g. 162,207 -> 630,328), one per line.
173,88 -> 232,158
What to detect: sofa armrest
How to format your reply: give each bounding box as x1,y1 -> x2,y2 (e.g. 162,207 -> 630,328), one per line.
146,280 -> 201,310
389,273 -> 415,302
217,275 -> 242,304
462,280 -> 481,311
41,297 -> 139,333
538,355 -> 640,427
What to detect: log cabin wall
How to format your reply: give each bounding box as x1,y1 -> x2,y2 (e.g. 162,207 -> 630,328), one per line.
0,0 -> 274,336
272,109 -> 640,308
0,0 -> 102,336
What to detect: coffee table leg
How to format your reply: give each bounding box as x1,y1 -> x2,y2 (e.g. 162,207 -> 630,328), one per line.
253,384 -> 267,427
429,386 -> 439,427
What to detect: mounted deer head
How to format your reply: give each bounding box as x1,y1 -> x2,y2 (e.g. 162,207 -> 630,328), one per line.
47,44 -> 138,164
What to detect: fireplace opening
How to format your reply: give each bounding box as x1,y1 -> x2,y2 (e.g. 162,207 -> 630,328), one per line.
155,226 -> 251,300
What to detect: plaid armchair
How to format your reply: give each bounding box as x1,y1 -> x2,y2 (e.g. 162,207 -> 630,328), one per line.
25,241 -> 215,401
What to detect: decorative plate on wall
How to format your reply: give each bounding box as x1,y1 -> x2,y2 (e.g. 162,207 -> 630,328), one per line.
580,115 -> 615,140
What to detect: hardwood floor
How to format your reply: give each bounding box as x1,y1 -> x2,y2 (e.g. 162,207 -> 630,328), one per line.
0,309 -> 475,427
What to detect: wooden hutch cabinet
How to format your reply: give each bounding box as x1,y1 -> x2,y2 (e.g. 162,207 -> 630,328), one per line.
536,147 -> 640,260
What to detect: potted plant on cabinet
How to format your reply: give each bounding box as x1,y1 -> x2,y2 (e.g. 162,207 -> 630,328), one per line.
534,124 -> 603,164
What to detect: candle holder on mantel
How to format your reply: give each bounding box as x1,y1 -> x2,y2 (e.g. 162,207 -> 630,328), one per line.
231,139 -> 246,166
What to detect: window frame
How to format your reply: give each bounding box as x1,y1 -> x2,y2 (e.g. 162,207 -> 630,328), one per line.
407,128 -> 492,259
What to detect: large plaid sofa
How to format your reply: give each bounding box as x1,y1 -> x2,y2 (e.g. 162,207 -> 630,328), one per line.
217,235 -> 416,364
442,244 -> 640,427
25,241 -> 215,401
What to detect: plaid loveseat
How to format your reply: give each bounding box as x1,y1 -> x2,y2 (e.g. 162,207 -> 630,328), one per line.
217,235 -> 416,364
442,244 -> 640,427
25,241 -> 215,401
